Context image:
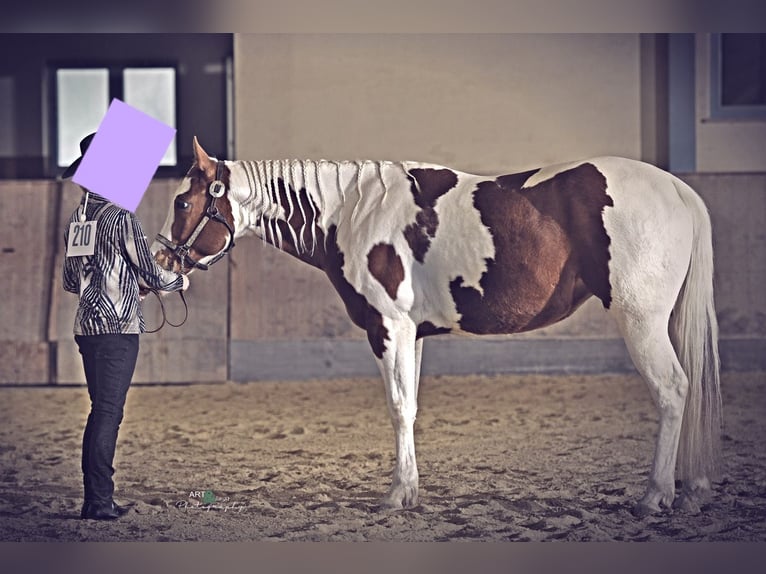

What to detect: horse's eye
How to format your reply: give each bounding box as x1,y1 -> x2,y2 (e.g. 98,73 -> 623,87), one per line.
175,198 -> 191,210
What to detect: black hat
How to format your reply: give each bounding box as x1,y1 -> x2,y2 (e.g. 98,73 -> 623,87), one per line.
61,132 -> 96,179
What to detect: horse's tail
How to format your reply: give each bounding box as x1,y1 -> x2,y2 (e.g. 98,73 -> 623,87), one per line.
670,177 -> 723,483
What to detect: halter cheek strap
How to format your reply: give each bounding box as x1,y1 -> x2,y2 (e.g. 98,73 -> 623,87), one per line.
155,160 -> 236,271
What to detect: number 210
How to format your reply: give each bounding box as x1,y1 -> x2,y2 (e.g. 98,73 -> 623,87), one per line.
72,223 -> 92,247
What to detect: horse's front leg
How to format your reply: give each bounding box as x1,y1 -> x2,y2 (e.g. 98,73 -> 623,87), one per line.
374,317 -> 420,509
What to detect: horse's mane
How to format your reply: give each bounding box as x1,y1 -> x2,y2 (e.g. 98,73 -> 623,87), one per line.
237,159 -> 403,256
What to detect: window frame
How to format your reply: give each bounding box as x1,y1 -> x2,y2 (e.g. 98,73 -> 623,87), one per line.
49,60 -> 181,178
709,33 -> 766,121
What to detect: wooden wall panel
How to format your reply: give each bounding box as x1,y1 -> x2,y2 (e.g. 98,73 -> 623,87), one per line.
0,181 -> 57,384
2,172 -> 765,384
228,235 -> 361,341
0,342 -> 49,384
0,181 -> 57,341
56,338 -> 227,384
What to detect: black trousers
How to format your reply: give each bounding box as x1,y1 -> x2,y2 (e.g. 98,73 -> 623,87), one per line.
75,333 -> 139,504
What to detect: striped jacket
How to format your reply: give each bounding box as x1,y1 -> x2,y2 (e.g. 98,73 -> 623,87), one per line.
63,192 -> 185,335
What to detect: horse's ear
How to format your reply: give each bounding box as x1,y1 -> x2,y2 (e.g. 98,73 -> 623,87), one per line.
192,136 -> 216,177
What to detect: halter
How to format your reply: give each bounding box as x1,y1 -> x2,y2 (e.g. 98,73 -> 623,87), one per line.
155,160 -> 236,271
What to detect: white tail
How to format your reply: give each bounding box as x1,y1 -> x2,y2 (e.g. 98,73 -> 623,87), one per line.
670,179 -> 723,483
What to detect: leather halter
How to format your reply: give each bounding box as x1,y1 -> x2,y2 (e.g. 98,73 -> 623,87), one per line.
155,160 -> 236,271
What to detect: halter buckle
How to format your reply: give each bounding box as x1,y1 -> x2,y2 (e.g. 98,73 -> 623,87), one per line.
209,180 -> 226,198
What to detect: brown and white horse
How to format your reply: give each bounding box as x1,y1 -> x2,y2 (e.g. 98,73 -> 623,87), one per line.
153,138 -> 722,517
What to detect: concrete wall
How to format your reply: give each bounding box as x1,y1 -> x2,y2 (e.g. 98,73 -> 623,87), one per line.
234,34 -> 642,171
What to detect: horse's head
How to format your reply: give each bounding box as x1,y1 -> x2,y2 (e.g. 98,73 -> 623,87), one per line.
153,137 -> 238,273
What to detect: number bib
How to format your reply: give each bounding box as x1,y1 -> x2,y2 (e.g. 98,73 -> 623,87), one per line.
66,221 -> 97,257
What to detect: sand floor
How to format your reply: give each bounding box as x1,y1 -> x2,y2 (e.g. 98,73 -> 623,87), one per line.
0,372 -> 764,542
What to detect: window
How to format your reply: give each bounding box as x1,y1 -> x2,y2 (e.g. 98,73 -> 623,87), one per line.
54,64 -> 177,171
123,68 -> 176,165
56,69 -> 109,168
710,33 -> 766,120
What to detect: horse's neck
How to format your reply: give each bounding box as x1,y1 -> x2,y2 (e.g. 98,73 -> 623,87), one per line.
239,159 -> 402,255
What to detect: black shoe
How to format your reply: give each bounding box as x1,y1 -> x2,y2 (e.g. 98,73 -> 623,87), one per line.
81,500 -> 131,520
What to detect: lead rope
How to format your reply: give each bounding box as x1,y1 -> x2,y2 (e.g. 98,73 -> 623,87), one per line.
144,289 -> 189,333
145,234 -> 189,334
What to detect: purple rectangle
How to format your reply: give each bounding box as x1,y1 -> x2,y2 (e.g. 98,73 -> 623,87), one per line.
72,98 -> 176,212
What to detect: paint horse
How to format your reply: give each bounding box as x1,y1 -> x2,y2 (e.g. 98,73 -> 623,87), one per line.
153,138 -> 722,517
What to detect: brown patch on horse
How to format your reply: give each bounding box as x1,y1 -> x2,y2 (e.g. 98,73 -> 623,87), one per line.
416,321 -> 451,339
403,168 -> 458,262
367,243 -> 405,301
323,226 -> 389,359
450,163 -> 613,335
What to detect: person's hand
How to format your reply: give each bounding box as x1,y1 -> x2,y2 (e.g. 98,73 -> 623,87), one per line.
181,274 -> 190,291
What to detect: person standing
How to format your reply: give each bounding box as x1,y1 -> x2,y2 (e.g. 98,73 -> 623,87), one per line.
61,133 -> 189,520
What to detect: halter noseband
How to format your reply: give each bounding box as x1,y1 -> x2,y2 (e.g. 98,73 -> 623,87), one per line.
155,160 -> 236,271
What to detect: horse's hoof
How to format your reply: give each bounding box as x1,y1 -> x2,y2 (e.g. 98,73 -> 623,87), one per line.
632,501 -> 661,518
673,493 -> 702,514
381,497 -> 403,510
382,484 -> 418,509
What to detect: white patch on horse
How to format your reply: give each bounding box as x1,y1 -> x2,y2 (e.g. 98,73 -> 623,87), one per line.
399,164 -> 495,330
334,162 -> 420,316
596,156 -> 694,313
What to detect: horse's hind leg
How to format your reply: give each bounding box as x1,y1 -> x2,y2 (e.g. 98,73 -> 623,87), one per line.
614,310 -> 690,517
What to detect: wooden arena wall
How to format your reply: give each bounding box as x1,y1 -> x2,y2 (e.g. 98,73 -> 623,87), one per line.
0,174 -> 764,384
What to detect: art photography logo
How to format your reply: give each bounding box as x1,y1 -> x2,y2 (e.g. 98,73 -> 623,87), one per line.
176,489 -> 248,513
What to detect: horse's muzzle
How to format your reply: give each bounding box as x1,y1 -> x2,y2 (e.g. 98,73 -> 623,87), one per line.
152,246 -> 181,273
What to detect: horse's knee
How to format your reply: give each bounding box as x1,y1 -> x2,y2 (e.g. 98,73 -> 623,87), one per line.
647,362 -> 688,418
385,391 -> 417,424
